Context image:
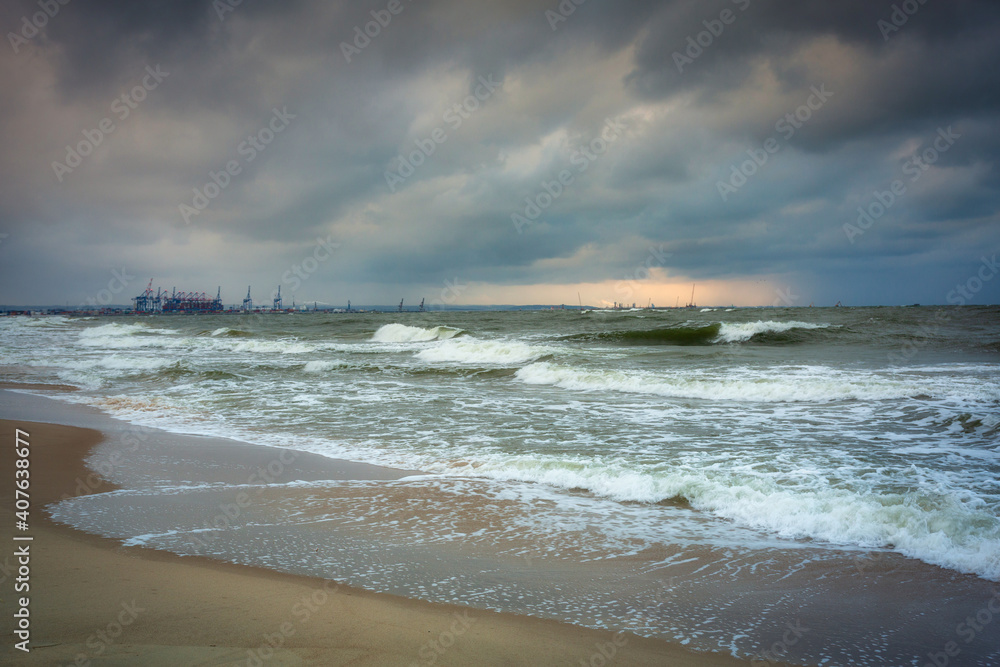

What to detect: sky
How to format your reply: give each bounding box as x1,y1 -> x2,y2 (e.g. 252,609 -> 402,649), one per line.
1,0 -> 999,308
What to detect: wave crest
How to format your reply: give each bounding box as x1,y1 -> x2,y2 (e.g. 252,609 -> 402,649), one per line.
515,361 -> 927,403
566,321 -> 831,346
371,323 -> 463,343
303,360 -> 345,372
479,459 -> 1000,580
715,321 -> 830,343
416,338 -> 551,365
210,327 -> 254,337
567,324 -> 721,346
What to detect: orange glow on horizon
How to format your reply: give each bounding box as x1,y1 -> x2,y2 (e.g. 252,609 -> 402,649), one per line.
445,278 -> 797,308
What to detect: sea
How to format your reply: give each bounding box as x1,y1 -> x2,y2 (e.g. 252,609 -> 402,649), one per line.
2,306 -> 999,666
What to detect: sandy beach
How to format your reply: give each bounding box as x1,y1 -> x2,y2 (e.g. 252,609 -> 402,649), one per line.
0,389 -> 753,666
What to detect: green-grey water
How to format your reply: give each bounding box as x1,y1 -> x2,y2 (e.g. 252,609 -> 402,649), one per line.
2,306 -> 999,665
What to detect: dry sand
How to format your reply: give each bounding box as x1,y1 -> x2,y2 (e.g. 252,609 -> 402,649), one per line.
0,413 -> 752,666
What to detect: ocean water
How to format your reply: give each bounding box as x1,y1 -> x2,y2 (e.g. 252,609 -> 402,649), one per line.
3,307 -> 1000,665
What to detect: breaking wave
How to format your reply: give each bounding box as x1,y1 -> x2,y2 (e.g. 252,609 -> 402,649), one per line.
476,458 -> 1000,580
715,321 -> 831,343
63,355 -> 180,372
371,323 -> 463,343
77,323 -> 183,349
566,324 -> 722,346
209,327 -> 254,337
416,338 -> 551,365
514,362 -> 931,403
303,360 -> 346,373
565,321 -> 831,346
2,315 -> 74,328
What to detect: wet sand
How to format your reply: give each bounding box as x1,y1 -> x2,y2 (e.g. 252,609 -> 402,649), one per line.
0,391 -> 753,665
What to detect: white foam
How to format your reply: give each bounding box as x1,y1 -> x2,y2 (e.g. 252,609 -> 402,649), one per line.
303,360 -> 345,372
76,323 -> 186,349
416,338 -> 549,365
79,322 -> 151,338
121,529 -> 186,547
715,321 -> 829,343
79,322 -> 177,337
63,355 -> 179,372
20,309 -> 1000,586
76,335 -> 183,350
514,361 -> 931,403
227,339 -> 314,354
4,315 -> 74,327
371,323 -> 462,343
474,459 -> 1000,580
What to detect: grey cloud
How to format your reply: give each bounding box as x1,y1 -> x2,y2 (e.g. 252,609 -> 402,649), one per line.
0,0 -> 998,306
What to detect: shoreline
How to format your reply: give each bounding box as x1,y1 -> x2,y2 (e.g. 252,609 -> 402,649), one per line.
0,386 -> 753,666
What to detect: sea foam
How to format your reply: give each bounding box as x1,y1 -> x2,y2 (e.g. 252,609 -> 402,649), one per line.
514,361 -> 928,403
416,338 -> 550,365
475,458 -> 1000,580
303,360 -> 345,372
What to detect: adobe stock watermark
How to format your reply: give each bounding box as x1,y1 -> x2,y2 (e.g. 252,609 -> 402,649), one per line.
511,116 -> 627,234
672,0 -> 752,73
921,589 -> 1000,667
213,0 -> 244,21
52,65 -> 170,183
852,550 -> 904,578
771,285 -> 799,307
245,580 -> 340,667
614,245 -> 672,304
888,309 -> 950,364
427,276 -> 468,310
717,84 -> 833,202
878,0 -> 931,42
886,255 -> 995,363
948,254 -> 997,305
179,106 -> 295,224
578,631 -> 628,667
385,74 -> 504,192
7,0 -> 72,54
340,0 -> 413,63
648,575 -> 682,602
186,449 -> 299,554
408,611 -> 476,667
545,0 -> 587,32
64,600 -> 145,667
281,235 -> 339,291
843,126 -> 960,244
750,620 -> 809,667
79,267 -> 135,309
521,531 -> 571,567
60,423 -> 150,501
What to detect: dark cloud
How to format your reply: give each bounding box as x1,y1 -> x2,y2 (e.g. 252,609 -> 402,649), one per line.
0,0 -> 998,307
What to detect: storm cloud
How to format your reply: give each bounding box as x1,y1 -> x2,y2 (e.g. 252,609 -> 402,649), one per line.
1,0 -> 998,307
